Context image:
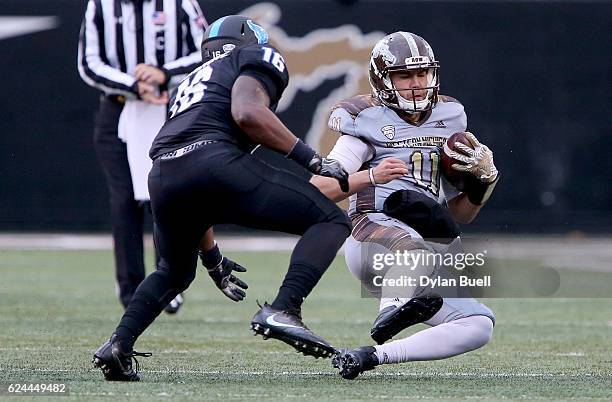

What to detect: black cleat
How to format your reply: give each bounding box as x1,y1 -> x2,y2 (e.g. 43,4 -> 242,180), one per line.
92,334 -> 151,381
332,346 -> 379,380
371,295 -> 443,345
163,293 -> 184,314
251,302 -> 336,359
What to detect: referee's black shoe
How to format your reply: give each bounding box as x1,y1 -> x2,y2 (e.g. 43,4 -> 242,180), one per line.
92,334 -> 151,381
251,302 -> 336,359
163,293 -> 184,314
370,294 -> 443,345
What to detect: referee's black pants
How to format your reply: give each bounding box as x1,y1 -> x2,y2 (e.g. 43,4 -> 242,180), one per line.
93,97 -> 148,308
115,142 -> 352,348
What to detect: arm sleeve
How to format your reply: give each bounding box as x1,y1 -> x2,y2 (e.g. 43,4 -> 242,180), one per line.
327,135 -> 374,174
163,0 -> 206,82
77,0 -> 137,97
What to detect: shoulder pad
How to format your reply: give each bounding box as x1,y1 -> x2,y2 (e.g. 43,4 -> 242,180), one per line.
438,95 -> 462,105
331,94 -> 380,120
237,43 -> 286,71
237,43 -> 289,100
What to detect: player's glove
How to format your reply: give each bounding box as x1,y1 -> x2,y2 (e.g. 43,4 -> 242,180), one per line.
446,132 -> 499,205
287,139 -> 349,192
199,244 -> 248,302
308,154 -> 350,192
447,132 -> 498,183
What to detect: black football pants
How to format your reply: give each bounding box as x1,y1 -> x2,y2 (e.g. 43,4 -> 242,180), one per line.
115,142 -> 351,348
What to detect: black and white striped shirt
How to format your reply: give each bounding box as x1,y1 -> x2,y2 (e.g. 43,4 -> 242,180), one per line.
78,0 -> 207,97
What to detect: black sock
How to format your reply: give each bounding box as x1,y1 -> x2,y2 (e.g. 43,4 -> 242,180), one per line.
271,262 -> 321,312
271,222 -> 349,312
114,270 -> 180,351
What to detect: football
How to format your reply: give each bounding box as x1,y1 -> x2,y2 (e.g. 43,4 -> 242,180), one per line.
441,132 -> 473,191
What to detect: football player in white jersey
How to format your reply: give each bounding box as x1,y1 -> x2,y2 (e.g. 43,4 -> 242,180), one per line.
309,31 -> 499,379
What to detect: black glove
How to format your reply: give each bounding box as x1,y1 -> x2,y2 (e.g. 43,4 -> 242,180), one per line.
199,245 -> 248,302
287,139 -> 350,192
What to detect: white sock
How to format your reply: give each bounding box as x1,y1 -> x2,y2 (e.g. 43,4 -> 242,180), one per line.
379,297 -> 408,311
374,315 -> 493,364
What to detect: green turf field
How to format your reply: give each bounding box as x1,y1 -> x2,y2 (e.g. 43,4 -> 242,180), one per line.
0,249 -> 610,401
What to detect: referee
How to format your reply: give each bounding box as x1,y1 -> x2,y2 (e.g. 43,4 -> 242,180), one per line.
77,0 -> 207,311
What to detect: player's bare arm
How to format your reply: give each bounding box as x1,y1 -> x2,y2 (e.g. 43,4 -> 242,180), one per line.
231,75 -> 350,191
231,75 -> 298,154
311,158 -> 408,202
447,194 -> 483,224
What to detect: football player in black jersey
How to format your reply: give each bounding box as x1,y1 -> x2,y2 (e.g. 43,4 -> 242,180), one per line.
92,15 -> 351,381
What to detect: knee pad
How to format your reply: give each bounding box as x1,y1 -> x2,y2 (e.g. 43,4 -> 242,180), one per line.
467,315 -> 494,349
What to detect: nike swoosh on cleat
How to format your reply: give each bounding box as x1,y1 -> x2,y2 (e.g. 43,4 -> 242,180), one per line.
265,314 -> 302,329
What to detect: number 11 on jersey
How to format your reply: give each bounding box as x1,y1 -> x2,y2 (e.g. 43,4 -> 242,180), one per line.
409,150 -> 440,195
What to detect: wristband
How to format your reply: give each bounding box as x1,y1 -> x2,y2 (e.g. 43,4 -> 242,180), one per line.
466,175 -> 499,205
368,168 -> 377,185
286,139 -> 316,168
199,242 -> 223,269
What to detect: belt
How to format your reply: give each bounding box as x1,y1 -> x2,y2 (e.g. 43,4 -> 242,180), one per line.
156,140 -> 218,160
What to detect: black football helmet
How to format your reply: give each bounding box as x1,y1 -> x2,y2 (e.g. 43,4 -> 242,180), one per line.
369,32 -> 440,113
201,15 -> 269,62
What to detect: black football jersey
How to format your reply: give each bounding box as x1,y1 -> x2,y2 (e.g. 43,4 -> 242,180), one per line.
150,43 -> 289,158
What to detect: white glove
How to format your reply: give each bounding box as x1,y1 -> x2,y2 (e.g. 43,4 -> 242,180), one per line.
447,132 -> 498,183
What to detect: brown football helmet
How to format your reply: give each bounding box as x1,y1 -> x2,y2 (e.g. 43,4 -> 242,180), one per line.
369,32 -> 440,113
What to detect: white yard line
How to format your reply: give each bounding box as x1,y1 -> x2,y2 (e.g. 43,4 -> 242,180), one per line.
1,367 -> 610,379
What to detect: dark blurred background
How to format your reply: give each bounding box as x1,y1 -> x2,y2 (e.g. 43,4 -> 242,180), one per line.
0,0 -> 610,233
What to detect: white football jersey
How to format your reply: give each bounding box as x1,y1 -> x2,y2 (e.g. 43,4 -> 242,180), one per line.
327,94 -> 466,216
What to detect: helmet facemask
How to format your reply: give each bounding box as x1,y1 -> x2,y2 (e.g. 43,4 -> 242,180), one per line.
382,63 -> 439,113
